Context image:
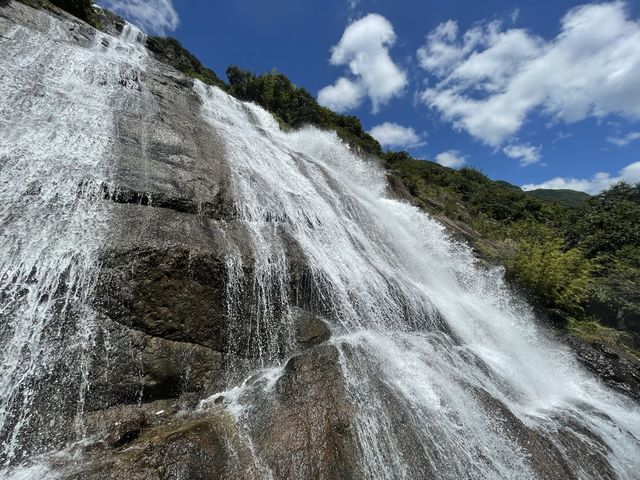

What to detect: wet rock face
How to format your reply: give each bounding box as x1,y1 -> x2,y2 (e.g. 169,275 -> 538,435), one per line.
473,391 -> 581,480
70,415 -> 234,480
95,247 -> 228,351
564,335 -> 640,401
253,345 -> 359,479
294,308 -> 331,348
69,345 -> 359,480
85,317 -> 224,409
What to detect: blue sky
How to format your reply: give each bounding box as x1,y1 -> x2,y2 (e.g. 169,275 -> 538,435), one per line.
100,0 -> 640,193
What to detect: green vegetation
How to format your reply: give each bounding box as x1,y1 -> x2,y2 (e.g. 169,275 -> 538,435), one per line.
505,223 -> 594,315
527,188 -> 590,208
146,37 -> 226,88
384,152 -> 567,228
565,184 -> 640,333
504,184 -> 639,340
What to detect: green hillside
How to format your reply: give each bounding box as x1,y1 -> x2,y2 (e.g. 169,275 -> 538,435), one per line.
527,188 -> 590,208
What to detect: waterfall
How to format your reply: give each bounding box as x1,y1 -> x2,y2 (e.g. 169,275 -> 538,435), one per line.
0,8 -> 148,469
0,2 -> 639,478
194,83 -> 640,479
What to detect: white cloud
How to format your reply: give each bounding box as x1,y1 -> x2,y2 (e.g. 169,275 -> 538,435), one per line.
317,78 -> 365,113
435,150 -> 466,169
99,0 -> 179,35
607,131 -> 640,146
522,161 -> 640,194
502,142 -> 541,166
418,2 -> 640,147
417,20 -> 470,76
318,14 -> 407,113
369,122 -> 425,149
348,0 -> 360,9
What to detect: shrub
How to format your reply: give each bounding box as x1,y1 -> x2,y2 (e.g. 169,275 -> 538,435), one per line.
508,236 -> 594,314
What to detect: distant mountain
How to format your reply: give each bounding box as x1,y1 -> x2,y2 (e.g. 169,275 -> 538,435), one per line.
527,188 -> 590,208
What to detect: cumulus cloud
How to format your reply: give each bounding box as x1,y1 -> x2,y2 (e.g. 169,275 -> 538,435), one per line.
318,14 -> 407,113
607,131 -> 640,147
318,78 -> 365,113
99,0 -> 179,35
418,2 -> 640,147
368,122 -> 425,148
522,161 -> 640,194
435,150 -> 466,169
502,143 -> 541,166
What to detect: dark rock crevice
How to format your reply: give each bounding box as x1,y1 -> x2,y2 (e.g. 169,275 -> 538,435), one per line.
84,314 -> 225,410
100,183 -> 235,220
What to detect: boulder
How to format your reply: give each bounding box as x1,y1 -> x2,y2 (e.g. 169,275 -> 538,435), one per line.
293,308 -> 331,348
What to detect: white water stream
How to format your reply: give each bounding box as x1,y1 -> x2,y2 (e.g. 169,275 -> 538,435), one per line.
0,7 -> 147,472
195,83 -> 640,479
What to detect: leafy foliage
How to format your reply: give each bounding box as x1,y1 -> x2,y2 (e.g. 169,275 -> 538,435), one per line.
505,183 -> 640,333
566,182 -> 640,256
590,247 -> 640,317
385,153 -> 567,227
561,184 -> 640,332
506,224 -> 594,314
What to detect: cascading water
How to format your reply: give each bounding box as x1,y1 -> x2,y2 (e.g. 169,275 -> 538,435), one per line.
194,83 -> 640,479
0,2 -> 639,478
0,6 -> 148,473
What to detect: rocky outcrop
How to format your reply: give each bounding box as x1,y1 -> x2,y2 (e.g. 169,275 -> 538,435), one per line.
564,335 -> 640,401
247,345 -> 358,479
474,390 -> 614,480
65,342 -> 356,480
